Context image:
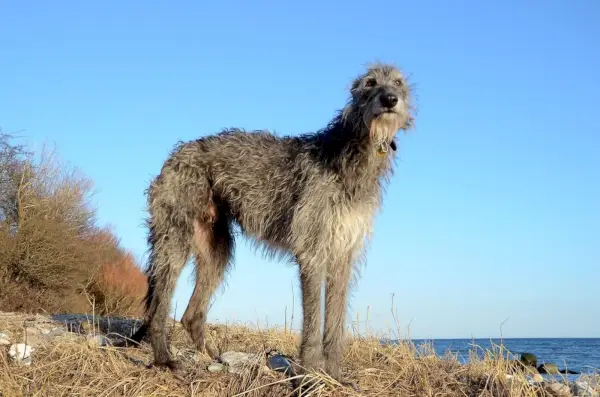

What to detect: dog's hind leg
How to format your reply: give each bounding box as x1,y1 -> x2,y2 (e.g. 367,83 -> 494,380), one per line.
143,209 -> 191,371
181,208 -> 233,359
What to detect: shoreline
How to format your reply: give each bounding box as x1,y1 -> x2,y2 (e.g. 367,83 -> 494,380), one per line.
1,311 -> 599,396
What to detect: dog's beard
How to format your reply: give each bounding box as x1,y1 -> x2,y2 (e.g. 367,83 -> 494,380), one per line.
369,112 -> 403,144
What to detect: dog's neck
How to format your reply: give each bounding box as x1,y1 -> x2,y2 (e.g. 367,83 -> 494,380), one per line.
310,113 -> 396,183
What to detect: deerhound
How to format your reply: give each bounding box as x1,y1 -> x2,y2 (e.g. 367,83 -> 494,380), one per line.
129,62 -> 415,383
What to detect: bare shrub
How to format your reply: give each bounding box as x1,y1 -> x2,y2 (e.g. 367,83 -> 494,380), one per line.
0,131 -> 146,315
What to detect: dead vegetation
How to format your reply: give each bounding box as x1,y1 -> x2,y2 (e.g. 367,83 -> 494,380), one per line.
0,130 -> 147,316
2,313 -> 598,397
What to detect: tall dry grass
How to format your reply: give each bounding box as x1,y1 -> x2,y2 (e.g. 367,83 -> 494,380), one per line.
2,312 -> 597,397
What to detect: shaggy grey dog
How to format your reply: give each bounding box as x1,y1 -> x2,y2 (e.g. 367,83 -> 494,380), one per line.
129,62 -> 415,383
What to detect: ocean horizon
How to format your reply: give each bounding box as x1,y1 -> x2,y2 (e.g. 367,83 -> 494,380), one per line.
387,337 -> 600,379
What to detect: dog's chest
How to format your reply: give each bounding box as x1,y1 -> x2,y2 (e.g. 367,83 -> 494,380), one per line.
325,199 -> 374,255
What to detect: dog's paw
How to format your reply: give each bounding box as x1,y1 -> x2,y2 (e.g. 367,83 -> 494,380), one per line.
149,359 -> 183,372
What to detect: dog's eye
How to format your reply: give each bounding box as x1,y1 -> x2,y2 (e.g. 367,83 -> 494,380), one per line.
365,78 -> 377,88
394,79 -> 403,86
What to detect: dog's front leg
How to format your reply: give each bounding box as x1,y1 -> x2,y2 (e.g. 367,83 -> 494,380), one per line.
322,257 -> 352,382
297,257 -> 325,373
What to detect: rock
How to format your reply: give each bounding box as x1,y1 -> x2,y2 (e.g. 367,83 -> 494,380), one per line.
0,332 -> 10,345
22,326 -> 45,346
59,331 -> 82,342
176,348 -> 203,363
538,363 -> 560,374
218,351 -> 266,374
266,351 -> 294,375
50,314 -> 143,337
533,374 -> 544,383
560,368 -> 580,375
545,382 -> 573,397
267,350 -> 294,375
521,352 -> 538,367
207,363 -> 226,373
8,343 -> 34,365
529,373 -> 544,383
46,327 -> 66,338
571,381 -> 599,397
86,334 -> 109,347
25,326 -> 39,334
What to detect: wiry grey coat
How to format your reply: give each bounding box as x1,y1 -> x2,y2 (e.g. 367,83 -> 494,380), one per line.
129,62 -> 415,383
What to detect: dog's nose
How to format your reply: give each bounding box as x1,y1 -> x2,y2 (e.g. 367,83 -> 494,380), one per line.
380,93 -> 398,108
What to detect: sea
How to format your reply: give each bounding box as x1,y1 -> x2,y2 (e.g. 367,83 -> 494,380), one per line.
402,338 -> 600,380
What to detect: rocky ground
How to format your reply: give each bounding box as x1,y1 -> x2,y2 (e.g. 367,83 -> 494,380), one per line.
1,311 -> 598,397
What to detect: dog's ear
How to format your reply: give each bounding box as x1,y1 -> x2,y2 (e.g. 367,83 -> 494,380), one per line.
349,78 -> 361,97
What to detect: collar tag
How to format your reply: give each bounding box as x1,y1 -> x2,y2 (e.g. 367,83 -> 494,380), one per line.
377,142 -> 388,156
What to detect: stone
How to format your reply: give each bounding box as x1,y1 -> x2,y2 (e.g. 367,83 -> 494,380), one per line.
0,332 -> 10,345
207,363 -> 226,373
20,357 -> 33,366
538,362 -> 560,374
510,359 -> 539,375
520,352 -> 537,367
571,381 -> 599,397
86,334 -> 109,347
59,331 -> 82,342
47,327 -> 66,337
266,351 -> 294,375
545,382 -> 573,397
560,368 -> 580,375
8,343 -> 34,364
219,351 -> 265,374
22,326 -> 46,347
529,373 -> 544,383
25,326 -> 39,335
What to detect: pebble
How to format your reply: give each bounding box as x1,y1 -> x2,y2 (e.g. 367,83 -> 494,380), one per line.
266,351 -> 294,375
545,382 -> 572,397
47,327 -> 67,338
571,381 -> 599,397
528,373 -> 544,383
86,334 -> 109,347
207,363 -> 226,373
8,343 -> 34,365
0,332 -> 10,345
219,351 -> 266,374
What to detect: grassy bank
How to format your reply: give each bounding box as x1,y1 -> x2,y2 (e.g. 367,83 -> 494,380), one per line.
2,312 -> 597,397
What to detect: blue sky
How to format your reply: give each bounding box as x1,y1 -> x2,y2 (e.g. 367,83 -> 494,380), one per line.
1,0 -> 598,339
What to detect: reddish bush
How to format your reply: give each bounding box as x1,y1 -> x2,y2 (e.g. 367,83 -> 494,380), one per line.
0,131 -> 147,316
86,228 -> 148,316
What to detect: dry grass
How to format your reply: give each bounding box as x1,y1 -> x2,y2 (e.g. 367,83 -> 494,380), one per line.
2,314 -> 597,397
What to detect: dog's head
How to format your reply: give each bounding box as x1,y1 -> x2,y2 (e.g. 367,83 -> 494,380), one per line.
342,63 -> 414,146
